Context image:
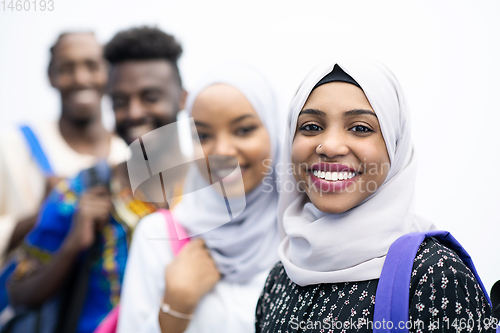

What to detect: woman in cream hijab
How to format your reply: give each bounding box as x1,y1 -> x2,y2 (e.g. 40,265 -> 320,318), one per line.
256,56 -> 493,332
117,63 -> 282,333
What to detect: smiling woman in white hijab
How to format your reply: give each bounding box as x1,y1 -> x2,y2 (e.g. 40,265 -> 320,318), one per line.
255,56 -> 494,333
116,63 -> 282,333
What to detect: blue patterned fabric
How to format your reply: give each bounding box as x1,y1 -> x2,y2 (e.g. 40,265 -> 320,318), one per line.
20,169 -> 129,333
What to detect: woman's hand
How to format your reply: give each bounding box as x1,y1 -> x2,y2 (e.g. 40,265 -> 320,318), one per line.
163,238 -> 221,313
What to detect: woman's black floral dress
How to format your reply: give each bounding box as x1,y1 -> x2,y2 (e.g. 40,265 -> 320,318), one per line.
256,238 -> 495,333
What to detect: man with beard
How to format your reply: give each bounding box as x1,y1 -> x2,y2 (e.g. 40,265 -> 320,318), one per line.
0,32 -> 127,267
7,27 -> 186,333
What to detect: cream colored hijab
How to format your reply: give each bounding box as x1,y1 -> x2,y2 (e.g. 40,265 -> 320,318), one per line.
278,56 -> 435,286
173,64 -> 282,282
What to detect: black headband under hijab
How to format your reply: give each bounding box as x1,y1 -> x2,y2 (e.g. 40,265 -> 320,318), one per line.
312,64 -> 362,91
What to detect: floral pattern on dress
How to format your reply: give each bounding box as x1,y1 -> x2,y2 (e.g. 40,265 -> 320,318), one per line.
255,238 -> 494,333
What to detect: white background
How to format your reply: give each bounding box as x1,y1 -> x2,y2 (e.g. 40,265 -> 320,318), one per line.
1,0 -> 499,291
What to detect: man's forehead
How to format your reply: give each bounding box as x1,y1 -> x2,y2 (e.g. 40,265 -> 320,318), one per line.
59,32 -> 97,44
109,60 -> 177,89
54,33 -> 102,59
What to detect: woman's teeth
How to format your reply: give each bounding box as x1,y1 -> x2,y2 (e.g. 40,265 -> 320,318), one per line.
312,170 -> 356,181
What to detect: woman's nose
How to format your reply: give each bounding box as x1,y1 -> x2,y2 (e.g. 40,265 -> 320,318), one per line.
316,129 -> 350,158
212,135 -> 238,157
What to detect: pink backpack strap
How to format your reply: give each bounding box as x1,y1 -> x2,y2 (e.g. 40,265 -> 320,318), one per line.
158,209 -> 190,256
93,305 -> 119,333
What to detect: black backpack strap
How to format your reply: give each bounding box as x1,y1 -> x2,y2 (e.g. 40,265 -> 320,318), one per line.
55,161 -> 111,333
55,241 -> 101,333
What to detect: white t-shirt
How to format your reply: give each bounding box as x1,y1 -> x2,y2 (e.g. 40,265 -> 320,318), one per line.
117,212 -> 270,333
0,122 -> 127,267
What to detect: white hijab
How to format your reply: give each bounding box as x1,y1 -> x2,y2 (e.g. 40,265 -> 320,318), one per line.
278,56 -> 435,286
173,63 -> 282,283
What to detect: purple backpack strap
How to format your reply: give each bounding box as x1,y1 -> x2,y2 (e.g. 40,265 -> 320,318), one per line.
373,230 -> 491,333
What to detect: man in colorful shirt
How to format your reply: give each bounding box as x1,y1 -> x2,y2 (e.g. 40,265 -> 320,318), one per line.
7,27 -> 186,333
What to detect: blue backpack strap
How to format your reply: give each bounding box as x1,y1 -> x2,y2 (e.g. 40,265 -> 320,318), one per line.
373,230 -> 491,333
0,127 -> 54,314
20,125 -> 54,177
0,260 -> 17,313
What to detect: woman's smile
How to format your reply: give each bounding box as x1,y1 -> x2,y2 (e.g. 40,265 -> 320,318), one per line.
308,163 -> 360,192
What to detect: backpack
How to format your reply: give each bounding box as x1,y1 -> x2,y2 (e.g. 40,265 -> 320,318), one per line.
373,230 -> 494,333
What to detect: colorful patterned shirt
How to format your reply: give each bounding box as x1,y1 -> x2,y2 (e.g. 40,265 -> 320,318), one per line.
13,167 -> 157,333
